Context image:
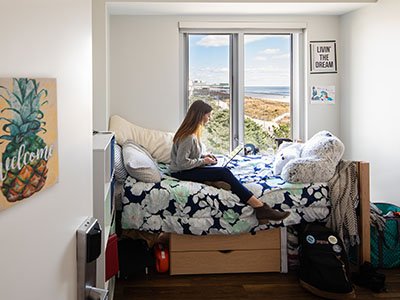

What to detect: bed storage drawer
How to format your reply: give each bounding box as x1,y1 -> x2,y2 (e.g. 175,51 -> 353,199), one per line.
169,229 -> 281,275
170,249 -> 281,275
170,228 -> 280,251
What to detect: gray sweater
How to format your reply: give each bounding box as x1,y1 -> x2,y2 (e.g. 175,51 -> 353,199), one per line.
169,134 -> 206,173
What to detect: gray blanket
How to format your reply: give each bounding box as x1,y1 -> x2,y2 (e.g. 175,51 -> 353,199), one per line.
326,160 -> 359,246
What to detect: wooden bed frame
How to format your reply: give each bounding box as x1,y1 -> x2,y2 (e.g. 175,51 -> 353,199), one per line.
169,161 -> 370,275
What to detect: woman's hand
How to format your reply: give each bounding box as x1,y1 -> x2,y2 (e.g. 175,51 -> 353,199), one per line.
204,156 -> 217,165
203,153 -> 217,161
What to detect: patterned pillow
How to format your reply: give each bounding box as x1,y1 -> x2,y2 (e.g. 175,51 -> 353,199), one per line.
114,144 -> 128,183
122,140 -> 162,183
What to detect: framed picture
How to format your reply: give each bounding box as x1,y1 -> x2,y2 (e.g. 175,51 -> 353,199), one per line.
310,40 -> 337,74
0,78 -> 59,212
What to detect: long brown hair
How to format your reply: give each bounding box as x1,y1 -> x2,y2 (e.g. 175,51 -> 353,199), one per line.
173,100 -> 213,143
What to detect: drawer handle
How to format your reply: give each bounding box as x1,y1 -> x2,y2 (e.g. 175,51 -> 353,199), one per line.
219,250 -> 233,254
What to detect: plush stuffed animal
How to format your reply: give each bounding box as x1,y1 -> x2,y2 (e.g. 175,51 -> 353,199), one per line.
274,131 -> 345,183
273,142 -> 303,176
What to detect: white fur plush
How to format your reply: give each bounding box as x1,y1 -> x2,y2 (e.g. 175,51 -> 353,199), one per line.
274,131 -> 345,183
273,142 -> 302,176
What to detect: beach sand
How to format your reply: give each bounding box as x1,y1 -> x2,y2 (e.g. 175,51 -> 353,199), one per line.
193,92 -> 290,125
244,97 -> 290,125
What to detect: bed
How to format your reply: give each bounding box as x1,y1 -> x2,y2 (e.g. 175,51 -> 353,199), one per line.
121,155 -> 330,235
119,155 -> 370,275
109,115 -> 370,276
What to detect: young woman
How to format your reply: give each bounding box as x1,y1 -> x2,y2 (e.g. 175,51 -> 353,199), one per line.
169,100 -> 290,224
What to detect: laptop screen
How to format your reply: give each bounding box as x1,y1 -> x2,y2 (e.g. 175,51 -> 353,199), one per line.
208,144 -> 244,167
217,144 -> 243,167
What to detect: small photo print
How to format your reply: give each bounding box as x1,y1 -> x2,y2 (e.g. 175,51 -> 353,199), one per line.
311,86 -> 335,104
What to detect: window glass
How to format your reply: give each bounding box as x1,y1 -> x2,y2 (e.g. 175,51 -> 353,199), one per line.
188,34 -> 231,154
244,34 -> 291,153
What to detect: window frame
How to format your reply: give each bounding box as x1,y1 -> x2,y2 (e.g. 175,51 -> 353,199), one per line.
180,24 -> 306,150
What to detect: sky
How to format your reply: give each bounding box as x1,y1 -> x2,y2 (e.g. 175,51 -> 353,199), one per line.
189,34 -> 291,87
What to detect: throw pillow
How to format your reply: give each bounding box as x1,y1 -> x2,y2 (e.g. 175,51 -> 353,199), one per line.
122,140 -> 162,183
114,143 -> 128,183
109,115 -> 174,164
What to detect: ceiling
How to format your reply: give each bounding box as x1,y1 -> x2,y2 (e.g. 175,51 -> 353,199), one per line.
107,1 -> 376,16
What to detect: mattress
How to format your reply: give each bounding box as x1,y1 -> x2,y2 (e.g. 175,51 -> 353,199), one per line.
121,155 -> 330,235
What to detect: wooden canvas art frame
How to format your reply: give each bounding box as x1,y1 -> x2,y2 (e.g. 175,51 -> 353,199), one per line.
0,78 -> 59,212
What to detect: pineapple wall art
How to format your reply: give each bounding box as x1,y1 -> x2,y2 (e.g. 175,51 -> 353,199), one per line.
0,78 -> 58,212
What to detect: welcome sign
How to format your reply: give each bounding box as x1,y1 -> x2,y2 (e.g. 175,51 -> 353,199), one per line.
310,40 -> 337,74
0,78 -> 59,212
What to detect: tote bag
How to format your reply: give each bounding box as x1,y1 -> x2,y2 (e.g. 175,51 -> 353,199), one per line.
371,203 -> 400,269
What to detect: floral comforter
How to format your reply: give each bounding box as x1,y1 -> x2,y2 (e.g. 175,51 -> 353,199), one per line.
121,155 -> 330,235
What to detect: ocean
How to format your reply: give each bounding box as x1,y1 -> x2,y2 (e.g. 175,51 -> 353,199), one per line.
245,86 -> 290,102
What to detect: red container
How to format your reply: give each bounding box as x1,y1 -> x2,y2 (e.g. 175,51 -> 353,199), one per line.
154,243 -> 169,273
105,233 -> 119,281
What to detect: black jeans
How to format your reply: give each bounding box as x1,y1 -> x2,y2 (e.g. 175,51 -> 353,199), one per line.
171,166 -> 253,204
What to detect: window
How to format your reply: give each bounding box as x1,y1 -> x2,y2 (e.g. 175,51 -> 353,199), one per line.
182,24 -> 304,155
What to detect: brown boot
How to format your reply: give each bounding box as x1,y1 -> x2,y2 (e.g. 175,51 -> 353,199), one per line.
204,181 -> 231,191
255,204 -> 290,224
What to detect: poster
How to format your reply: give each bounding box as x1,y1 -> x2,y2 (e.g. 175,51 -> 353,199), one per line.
311,86 -> 335,104
310,40 -> 337,74
0,78 -> 59,212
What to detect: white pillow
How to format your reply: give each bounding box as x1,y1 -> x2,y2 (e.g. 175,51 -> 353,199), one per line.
122,140 -> 162,183
109,115 -> 174,163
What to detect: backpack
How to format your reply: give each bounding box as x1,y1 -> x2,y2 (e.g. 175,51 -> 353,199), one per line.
118,238 -> 155,279
299,222 -> 355,299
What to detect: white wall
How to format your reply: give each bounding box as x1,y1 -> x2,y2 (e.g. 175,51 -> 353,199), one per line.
93,0 -> 111,132
340,0 -> 400,206
0,1 -> 93,299
109,14 -> 341,136
110,15 -> 181,132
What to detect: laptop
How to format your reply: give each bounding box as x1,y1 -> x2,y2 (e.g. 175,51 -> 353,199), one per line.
210,144 -> 244,167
